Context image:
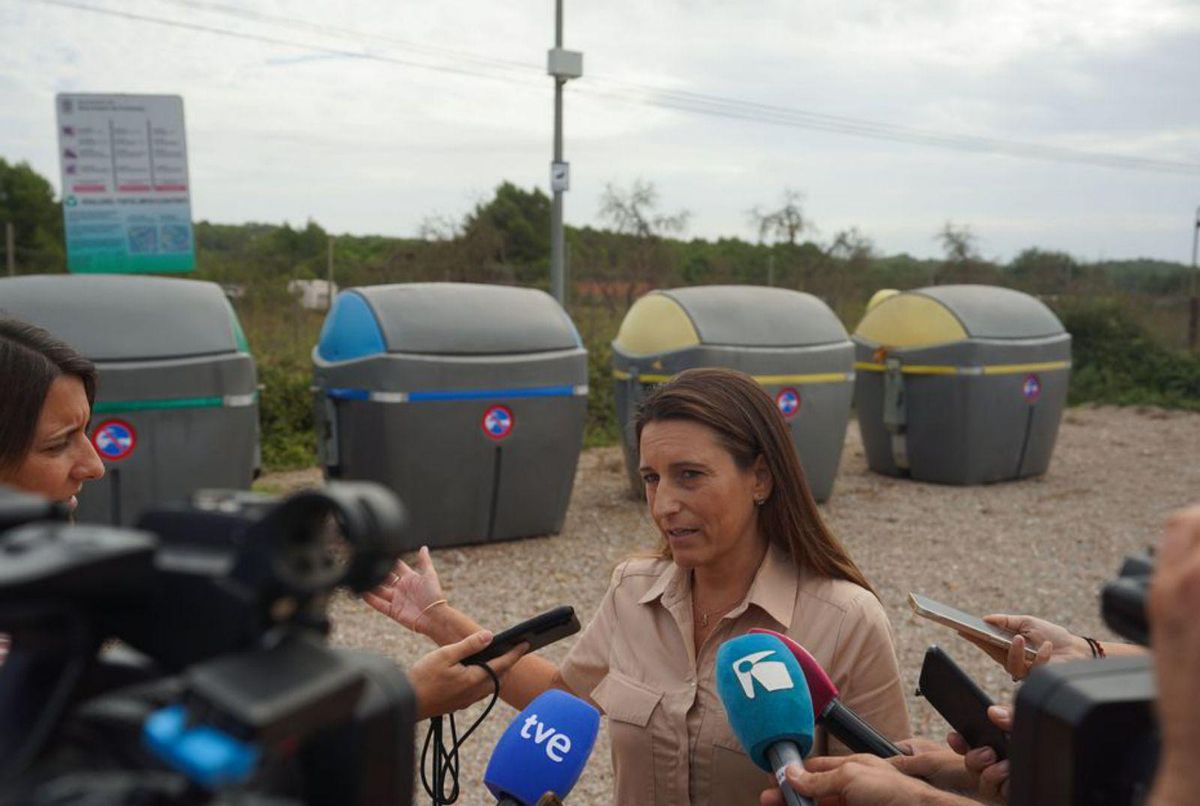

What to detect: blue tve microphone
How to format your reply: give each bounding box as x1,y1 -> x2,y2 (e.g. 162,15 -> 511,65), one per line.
716,633 -> 816,806
484,689 -> 600,805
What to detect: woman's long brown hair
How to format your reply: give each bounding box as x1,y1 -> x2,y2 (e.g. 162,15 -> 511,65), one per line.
634,367 -> 877,597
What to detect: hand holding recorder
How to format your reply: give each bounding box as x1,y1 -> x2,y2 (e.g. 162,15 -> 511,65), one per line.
909,592 -> 1145,681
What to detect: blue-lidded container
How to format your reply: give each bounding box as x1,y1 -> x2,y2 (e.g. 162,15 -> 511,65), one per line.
313,282 -> 587,547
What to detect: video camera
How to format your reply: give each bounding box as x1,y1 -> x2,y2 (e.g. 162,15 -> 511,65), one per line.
1009,551 -> 1158,805
0,482 -> 418,806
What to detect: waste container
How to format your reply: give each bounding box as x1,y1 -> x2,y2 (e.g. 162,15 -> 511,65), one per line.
0,274 -> 260,525
312,282 -> 587,547
852,284 -> 1071,484
612,285 -> 855,502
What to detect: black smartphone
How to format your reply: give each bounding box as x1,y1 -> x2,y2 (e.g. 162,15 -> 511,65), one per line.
461,605 -> 580,666
916,645 -> 1008,760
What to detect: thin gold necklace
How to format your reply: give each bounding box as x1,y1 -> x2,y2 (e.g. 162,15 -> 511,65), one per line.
697,600 -> 741,627
693,580 -> 749,627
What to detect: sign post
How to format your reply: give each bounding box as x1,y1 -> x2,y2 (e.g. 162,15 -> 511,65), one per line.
56,93 -> 194,274
547,2 -> 583,304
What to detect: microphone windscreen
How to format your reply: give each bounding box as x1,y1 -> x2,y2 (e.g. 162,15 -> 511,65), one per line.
484,689 -> 600,805
716,633 -> 815,771
749,627 -> 839,714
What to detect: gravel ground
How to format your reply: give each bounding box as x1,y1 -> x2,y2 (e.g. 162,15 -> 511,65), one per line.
263,406 -> 1200,805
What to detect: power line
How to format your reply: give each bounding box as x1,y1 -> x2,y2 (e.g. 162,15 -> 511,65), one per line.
32,0 -> 1200,176
35,0 -> 548,89
149,0 -> 542,77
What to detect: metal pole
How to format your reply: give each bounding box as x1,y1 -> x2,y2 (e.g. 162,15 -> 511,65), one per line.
550,0 -> 565,304
4,221 -> 13,276
767,252 -> 775,287
1192,205 -> 1199,285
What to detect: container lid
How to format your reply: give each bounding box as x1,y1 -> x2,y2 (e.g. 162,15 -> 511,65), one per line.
854,284 -> 1065,348
0,274 -> 247,360
613,286 -> 848,357
318,283 -> 581,361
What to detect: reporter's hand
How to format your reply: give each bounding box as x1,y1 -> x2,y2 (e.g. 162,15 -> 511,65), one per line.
408,629 -> 527,720
946,705 -> 1013,804
760,755 -> 975,806
363,546 -> 446,634
958,613 -> 1086,680
891,738 -> 977,793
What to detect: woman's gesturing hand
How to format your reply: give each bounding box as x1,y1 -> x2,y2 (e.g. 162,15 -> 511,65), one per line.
364,546 -> 446,634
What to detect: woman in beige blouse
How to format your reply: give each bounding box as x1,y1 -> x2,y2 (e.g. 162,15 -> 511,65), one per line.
368,367 -> 911,805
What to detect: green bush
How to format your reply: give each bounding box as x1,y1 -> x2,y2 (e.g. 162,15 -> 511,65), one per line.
584,337 -> 620,448
257,360 -> 316,470
1056,299 -> 1200,410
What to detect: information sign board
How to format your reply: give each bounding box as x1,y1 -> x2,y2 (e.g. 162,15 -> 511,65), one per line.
56,94 -> 194,273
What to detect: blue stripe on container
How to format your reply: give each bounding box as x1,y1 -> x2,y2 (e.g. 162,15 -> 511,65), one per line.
323,384 -> 580,402
408,385 -> 578,402
326,387 -> 371,401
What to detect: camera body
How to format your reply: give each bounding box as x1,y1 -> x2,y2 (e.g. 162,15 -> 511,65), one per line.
1009,551 -> 1158,806
0,483 -> 417,806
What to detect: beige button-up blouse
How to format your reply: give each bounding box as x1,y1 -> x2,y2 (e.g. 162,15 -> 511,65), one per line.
559,545 -> 911,806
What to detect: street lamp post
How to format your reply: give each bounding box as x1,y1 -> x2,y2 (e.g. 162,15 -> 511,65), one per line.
547,1 -> 582,305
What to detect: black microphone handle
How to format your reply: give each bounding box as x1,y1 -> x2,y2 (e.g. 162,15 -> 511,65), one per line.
821,699 -> 903,757
766,741 -> 815,806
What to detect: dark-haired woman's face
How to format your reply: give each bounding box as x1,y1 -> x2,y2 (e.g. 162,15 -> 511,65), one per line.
1,376 -> 104,510
639,419 -> 771,570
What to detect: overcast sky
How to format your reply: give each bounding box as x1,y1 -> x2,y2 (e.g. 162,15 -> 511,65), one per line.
3,0 -> 1199,262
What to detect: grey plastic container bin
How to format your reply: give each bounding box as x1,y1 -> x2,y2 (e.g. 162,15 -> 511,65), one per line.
852,284 -> 1071,484
312,282 -> 587,547
611,285 -> 855,502
0,274 -> 260,525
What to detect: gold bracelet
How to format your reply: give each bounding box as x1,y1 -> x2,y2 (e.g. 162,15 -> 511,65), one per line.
421,598 -> 449,618
415,598 -> 449,632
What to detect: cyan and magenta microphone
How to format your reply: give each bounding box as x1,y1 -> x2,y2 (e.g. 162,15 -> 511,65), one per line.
483,689 -> 600,805
716,633 -> 816,806
750,627 -> 903,757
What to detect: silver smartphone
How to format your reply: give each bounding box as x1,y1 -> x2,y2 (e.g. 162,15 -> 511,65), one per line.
909,592 -> 1039,661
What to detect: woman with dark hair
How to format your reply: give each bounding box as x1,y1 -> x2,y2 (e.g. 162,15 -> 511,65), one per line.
0,316 -> 105,509
369,367 -> 910,804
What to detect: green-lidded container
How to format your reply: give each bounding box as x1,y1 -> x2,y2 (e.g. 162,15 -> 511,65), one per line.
0,274 -> 259,524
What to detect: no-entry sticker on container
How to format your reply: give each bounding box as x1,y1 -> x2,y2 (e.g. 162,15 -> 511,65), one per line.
92,418 -> 137,460
482,405 -> 514,440
776,387 -> 801,419
1022,374 -> 1042,403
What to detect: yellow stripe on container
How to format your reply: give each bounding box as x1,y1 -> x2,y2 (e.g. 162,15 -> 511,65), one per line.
854,360 -> 1070,376
613,370 -> 852,384
981,361 -> 1071,375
